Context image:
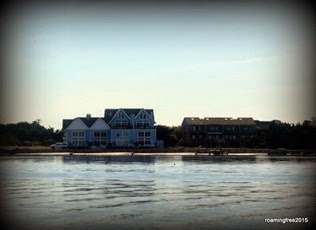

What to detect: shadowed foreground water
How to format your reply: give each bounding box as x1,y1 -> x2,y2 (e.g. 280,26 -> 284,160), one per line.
0,155 -> 315,230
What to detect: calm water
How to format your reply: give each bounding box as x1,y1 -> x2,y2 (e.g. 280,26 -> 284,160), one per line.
0,155 -> 315,230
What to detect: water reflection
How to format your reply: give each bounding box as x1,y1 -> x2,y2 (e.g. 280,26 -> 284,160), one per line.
58,155 -> 316,165
62,178 -> 156,211
63,155 -> 156,164
182,155 -> 258,164
0,155 -> 315,230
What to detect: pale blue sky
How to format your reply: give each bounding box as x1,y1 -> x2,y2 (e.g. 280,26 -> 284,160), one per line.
2,2 -> 314,129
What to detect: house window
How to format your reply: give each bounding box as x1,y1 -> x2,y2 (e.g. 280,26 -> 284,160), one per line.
116,121 -> 128,128
93,131 -> 107,146
137,131 -> 152,146
95,131 -> 106,137
72,131 -> 85,137
136,121 -> 149,128
71,130 -> 85,146
115,131 -> 130,146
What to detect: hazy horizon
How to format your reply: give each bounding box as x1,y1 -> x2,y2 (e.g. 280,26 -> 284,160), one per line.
1,2 -> 315,129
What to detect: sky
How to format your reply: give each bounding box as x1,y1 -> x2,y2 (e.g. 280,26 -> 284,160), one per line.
1,2 -> 315,129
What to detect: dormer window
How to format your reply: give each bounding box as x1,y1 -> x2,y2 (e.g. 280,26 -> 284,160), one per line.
117,112 -> 125,120
140,113 -> 147,119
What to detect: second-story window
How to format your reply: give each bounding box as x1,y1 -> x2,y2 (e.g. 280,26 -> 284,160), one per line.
136,121 -> 149,128
140,113 -> 147,119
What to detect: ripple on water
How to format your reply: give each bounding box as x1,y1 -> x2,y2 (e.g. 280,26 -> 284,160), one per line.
0,155 -> 315,229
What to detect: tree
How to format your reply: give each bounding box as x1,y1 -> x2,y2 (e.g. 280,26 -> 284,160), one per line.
252,128 -> 269,148
156,125 -> 183,147
0,120 -> 63,146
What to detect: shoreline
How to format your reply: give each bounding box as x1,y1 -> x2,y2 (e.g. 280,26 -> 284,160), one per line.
1,147 -> 315,156
1,152 -> 315,157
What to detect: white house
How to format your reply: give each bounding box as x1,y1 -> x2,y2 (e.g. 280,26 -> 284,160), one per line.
62,108 -> 157,148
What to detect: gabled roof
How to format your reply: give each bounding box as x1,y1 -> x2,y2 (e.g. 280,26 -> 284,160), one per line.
183,117 -> 256,126
104,108 -> 154,123
63,108 -> 155,130
80,117 -> 99,127
90,118 -> 110,130
107,108 -> 131,125
64,118 -> 89,130
135,108 -> 155,122
63,117 -> 107,130
104,109 -> 120,123
62,119 -> 73,130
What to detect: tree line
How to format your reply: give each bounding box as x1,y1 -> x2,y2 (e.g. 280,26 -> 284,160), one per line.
0,120 -> 63,146
0,120 -> 315,149
252,121 -> 316,149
